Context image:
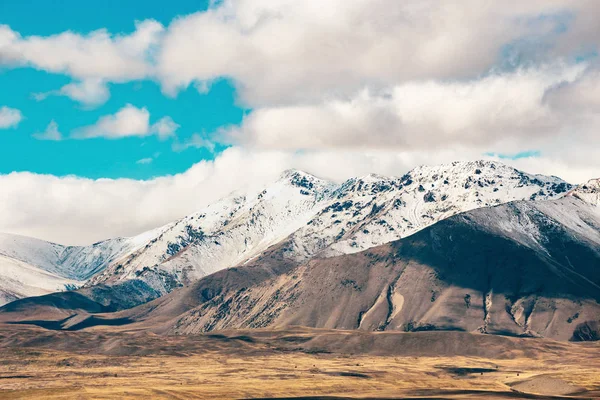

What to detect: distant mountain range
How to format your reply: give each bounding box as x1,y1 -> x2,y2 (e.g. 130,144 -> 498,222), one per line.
1,160 -> 598,341
0,160 -> 574,305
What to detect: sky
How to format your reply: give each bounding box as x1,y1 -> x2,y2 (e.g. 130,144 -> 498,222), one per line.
1,0 -> 600,244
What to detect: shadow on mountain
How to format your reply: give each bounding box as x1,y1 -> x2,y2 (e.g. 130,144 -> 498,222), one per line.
2,197 -> 599,341
8,315 -> 133,331
0,280 -> 159,324
118,197 -> 598,341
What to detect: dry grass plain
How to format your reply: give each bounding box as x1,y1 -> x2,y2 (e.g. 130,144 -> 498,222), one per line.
0,325 -> 599,399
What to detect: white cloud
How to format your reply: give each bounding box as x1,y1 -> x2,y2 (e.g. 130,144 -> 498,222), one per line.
0,20 -> 163,81
33,120 -> 62,141
2,1 -> 600,106
0,146 -> 598,245
172,133 -> 216,152
214,63 -> 600,184
34,79 -> 110,107
155,0 -> 600,105
71,104 -> 178,140
136,157 -> 153,165
0,20 -> 162,106
151,116 -> 180,140
224,64 -> 586,152
0,106 -> 22,129
73,104 -> 150,139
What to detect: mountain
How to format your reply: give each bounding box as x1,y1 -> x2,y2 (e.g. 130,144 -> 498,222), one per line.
85,160 -> 572,296
0,231 -> 164,306
57,193 -> 595,342
1,162 -> 598,341
281,160 -> 571,260
569,178 -> 600,207
0,254 -> 78,305
0,161 -> 575,305
84,170 -> 337,294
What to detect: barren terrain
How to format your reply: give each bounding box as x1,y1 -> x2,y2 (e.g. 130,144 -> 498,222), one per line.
1,325 -> 599,399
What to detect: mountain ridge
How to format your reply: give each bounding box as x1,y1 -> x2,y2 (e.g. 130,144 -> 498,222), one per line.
3,194 -> 598,342
0,160 -> 589,306
109,195 -> 600,341
86,160 -> 576,296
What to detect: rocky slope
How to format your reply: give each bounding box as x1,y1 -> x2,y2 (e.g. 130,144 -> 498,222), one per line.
85,170 -> 337,293
85,194 -> 598,342
1,168 -> 598,341
0,160 -> 578,305
86,161 -> 573,295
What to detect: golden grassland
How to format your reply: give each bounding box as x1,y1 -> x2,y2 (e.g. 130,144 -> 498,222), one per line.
1,327 -> 599,399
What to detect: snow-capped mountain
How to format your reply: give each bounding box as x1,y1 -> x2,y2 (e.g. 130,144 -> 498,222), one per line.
569,178 -> 600,207
0,231 -> 166,305
284,160 -> 571,259
86,161 -> 573,295
7,188 -> 598,341
115,193 -> 600,341
0,160 -> 586,305
86,170 -> 337,292
0,232 -> 153,281
0,254 -> 79,305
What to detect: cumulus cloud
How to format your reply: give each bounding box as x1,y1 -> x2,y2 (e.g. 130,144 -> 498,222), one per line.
0,20 -> 162,106
225,64 -> 587,152
73,104 -> 150,139
213,63 -> 600,184
71,104 -> 178,140
155,0 -> 600,105
0,146 -> 598,245
0,106 -> 22,129
33,120 -> 62,141
0,20 -> 163,81
2,1 -> 600,106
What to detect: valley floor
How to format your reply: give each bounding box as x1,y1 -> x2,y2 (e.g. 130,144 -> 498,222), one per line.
0,325 -> 599,399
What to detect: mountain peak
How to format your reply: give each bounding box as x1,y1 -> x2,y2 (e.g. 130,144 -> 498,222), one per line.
278,169 -> 334,193
1,160 -> 591,307
583,178 -> 600,188
279,169 -> 321,182
359,173 -> 392,182
408,159 -> 510,176
569,178 -> 600,206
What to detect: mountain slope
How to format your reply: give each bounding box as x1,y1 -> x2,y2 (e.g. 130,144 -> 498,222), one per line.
569,178 -> 600,207
0,231 -> 166,306
0,160 -> 578,305
0,255 -> 79,305
90,195 -> 599,342
284,160 -> 571,260
85,170 -> 336,293
86,161 -> 573,295
0,233 -> 65,274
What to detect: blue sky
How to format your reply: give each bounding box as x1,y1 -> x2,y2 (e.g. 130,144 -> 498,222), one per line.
0,0 -> 209,34
0,0 -> 245,179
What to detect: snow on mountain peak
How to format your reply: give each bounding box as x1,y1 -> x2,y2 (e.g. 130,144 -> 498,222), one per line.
293,160 -> 573,258
85,169 -> 339,293
278,169 -> 335,195
583,178 -> 600,189
568,178 -> 600,207
0,160 -> 583,305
